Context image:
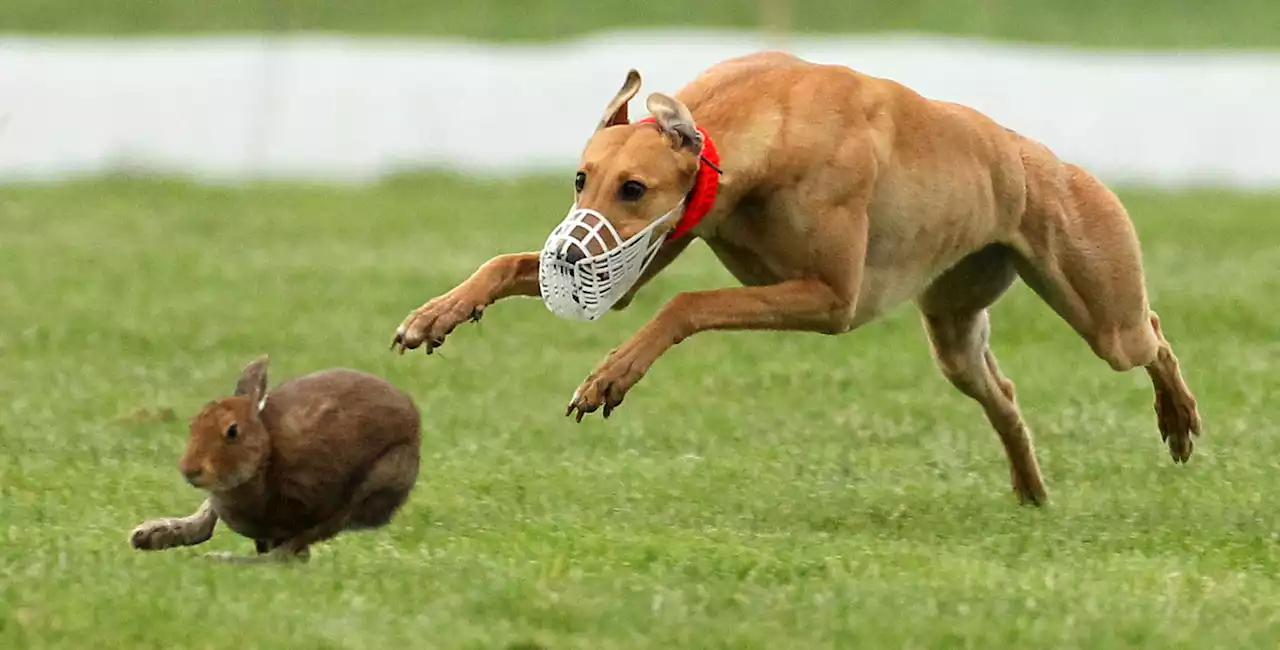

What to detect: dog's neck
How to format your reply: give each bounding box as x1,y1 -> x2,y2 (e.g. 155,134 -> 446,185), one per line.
634,116 -> 722,241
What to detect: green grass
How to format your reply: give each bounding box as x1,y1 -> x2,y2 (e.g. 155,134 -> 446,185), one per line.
2,0 -> 1279,49
1,172 -> 1278,649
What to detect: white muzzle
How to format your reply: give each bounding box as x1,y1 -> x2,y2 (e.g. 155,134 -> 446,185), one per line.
538,202 -> 682,321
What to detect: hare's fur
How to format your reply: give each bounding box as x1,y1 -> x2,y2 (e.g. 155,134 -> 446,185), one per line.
130,355 -> 421,562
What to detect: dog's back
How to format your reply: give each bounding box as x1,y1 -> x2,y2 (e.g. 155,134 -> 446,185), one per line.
671,51 -> 1038,320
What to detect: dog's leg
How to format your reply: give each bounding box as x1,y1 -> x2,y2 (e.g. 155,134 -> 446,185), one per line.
919,245 -> 1045,504
922,308 -> 1046,504
565,276 -> 856,420
1144,312 -> 1200,461
1014,162 -> 1201,462
393,235 -> 695,352
392,252 -> 540,353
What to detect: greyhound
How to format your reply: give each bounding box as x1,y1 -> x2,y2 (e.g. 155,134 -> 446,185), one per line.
390,50 -> 1201,504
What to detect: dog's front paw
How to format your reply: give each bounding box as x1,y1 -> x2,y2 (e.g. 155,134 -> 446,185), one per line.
565,353 -> 646,422
390,290 -> 485,355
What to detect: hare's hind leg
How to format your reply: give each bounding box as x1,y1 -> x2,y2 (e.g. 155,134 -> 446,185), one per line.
348,441 -> 419,531
267,442 -> 420,562
130,498 -> 218,551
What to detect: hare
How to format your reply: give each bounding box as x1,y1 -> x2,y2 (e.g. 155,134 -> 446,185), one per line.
129,354 -> 421,563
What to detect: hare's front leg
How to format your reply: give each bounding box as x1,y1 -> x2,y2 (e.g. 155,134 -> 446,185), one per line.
130,498 -> 218,550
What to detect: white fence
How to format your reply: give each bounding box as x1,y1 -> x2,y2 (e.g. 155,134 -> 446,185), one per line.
1,30 -> 1278,188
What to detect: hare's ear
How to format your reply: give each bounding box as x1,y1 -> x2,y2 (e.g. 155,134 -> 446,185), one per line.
596,68 -> 642,131
645,92 -> 703,154
234,354 -> 270,413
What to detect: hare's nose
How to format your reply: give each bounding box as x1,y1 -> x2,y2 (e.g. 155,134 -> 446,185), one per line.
181,466 -> 203,485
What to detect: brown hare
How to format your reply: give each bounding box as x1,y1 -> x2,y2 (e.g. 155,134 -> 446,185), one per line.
129,355 -> 421,563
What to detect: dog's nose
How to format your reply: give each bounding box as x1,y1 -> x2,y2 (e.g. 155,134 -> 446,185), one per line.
561,245 -> 587,265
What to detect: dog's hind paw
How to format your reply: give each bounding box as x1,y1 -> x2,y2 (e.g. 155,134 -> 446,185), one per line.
1155,385 -> 1201,463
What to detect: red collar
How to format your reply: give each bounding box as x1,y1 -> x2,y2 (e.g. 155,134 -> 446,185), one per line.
634,116 -> 722,241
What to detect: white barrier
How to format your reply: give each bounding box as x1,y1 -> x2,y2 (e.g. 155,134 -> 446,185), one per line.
1,30 -> 1278,188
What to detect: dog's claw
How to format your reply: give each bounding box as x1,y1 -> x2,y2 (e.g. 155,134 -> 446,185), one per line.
566,396 -> 603,422
391,295 -> 485,358
565,374 -> 636,422
424,336 -> 444,355
390,329 -> 408,354
390,326 -> 407,352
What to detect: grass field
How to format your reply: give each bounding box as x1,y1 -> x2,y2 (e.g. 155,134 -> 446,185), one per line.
1,173 -> 1278,648
3,0 -> 1280,49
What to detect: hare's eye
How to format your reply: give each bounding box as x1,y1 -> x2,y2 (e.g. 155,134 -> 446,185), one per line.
225,423 -> 239,441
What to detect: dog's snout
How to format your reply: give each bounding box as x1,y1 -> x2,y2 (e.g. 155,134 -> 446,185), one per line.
560,245 -> 587,265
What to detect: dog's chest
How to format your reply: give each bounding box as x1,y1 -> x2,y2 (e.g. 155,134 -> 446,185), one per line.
706,193 -> 980,325
704,202 -> 813,286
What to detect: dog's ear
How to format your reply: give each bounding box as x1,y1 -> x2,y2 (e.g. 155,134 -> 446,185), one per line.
596,69 -> 642,131
645,92 -> 703,155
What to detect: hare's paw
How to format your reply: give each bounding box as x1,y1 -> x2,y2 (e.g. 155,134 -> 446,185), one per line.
203,551 -> 270,564
129,517 -> 209,551
202,546 -> 310,565
267,545 -> 312,564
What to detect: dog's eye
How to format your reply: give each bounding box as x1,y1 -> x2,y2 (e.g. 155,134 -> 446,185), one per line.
619,180 -> 646,201
574,171 -> 586,193
225,423 -> 238,441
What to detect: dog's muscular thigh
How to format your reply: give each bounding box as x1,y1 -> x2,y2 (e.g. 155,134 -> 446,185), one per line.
1010,140 -> 1158,371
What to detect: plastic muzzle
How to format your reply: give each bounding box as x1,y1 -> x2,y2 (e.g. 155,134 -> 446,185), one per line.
537,202 -> 681,321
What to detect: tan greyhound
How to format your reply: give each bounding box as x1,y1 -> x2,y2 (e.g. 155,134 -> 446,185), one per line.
390,50 -> 1201,505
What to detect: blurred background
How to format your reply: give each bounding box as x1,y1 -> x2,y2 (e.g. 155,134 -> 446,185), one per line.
1,0 -> 1278,189
2,6 -> 1278,648
4,0 -> 1278,47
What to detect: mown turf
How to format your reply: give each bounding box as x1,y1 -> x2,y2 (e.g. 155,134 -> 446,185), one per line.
2,0 -> 1279,49
1,173 -> 1278,649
